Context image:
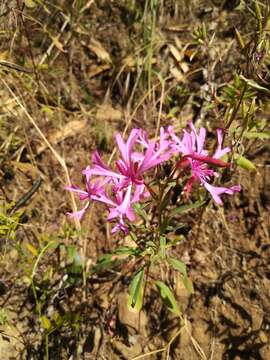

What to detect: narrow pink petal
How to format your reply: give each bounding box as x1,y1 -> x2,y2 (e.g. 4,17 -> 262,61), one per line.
65,185 -> 88,196
115,129 -> 139,168
86,166 -> 125,180
203,182 -> 241,205
111,221 -> 129,234
197,127 -> 206,153
107,208 -> 118,220
82,166 -> 92,182
203,182 -> 223,204
67,202 -> 89,221
92,193 -> 116,207
92,151 -> 110,169
184,129 -> 195,154
138,142 -> 156,173
117,184 -> 132,214
115,159 -> 128,175
115,133 -> 127,163
132,184 -> 147,203
230,185 -> 241,192
213,129 -> 230,159
137,129 -> 149,148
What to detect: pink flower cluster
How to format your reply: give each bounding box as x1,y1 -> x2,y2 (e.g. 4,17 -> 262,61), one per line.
66,124 -> 240,234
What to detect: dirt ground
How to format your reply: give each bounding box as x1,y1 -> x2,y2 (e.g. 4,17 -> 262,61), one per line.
0,1 -> 270,359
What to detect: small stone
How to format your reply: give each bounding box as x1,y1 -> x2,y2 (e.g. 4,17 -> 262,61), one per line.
179,320 -> 192,348
252,309 -> 263,330
113,338 -> 142,359
174,274 -> 190,312
117,293 -> 147,336
259,331 -> 268,344
192,319 -> 210,348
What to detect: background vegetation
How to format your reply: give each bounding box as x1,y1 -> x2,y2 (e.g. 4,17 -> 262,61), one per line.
0,0 -> 269,359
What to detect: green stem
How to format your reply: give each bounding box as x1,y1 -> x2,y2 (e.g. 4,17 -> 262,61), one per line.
45,333 -> 49,360
30,241 -> 55,358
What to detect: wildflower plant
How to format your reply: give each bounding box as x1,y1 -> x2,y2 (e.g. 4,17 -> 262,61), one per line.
66,123 -> 241,311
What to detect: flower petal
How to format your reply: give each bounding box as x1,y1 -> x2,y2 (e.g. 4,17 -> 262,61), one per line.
203,182 -> 241,204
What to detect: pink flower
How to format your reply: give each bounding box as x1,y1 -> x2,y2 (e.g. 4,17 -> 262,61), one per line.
66,125 -> 242,233
92,182 -> 147,234
85,128 -> 173,190
203,183 -> 241,205
65,178 -> 105,220
172,123 -> 241,204
66,128 -> 163,233
138,126 -> 175,157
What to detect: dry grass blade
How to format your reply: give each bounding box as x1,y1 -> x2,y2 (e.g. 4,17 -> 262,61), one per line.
1,78 -> 80,233
39,14 -> 70,65
0,60 -> 34,73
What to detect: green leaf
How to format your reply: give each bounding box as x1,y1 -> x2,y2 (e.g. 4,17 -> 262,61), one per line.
240,75 -> 270,93
244,131 -> 270,140
133,203 -> 149,222
159,182 -> 177,213
26,243 -> 38,257
168,258 -> 187,277
92,254 -> 119,273
113,246 -> 140,256
130,231 -> 138,242
159,236 -> 166,259
235,155 -> 256,171
160,193 -> 171,213
183,276 -> 194,294
128,269 -> 145,311
145,241 -> 157,251
41,106 -> 54,117
41,315 -> 51,330
156,281 -> 181,316
166,223 -> 186,232
67,245 -> 83,267
171,201 -> 205,216
168,258 -> 194,294
24,0 -> 37,8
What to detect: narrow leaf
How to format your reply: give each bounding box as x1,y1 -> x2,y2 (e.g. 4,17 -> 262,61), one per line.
169,257 -> 187,277
26,243 -> 38,257
244,131 -> 270,140
156,281 -> 181,316
183,276 -> 194,294
171,201 -> 205,216
133,203 -> 149,223
235,28 -> 245,50
113,246 -> 141,256
128,269 -> 145,311
24,0 -> 37,8
240,75 -> 270,93
159,236 -> 166,259
92,254 -> 119,273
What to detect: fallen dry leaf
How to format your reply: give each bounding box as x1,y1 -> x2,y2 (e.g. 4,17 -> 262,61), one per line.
51,36 -> 66,53
11,161 -> 41,177
169,44 -> 182,62
170,66 -> 186,83
87,64 -> 111,78
82,39 -> 112,63
179,61 -> 189,73
96,103 -> 123,122
36,119 -> 87,155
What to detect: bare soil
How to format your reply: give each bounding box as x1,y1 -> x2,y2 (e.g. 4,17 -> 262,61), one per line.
0,1 -> 269,359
